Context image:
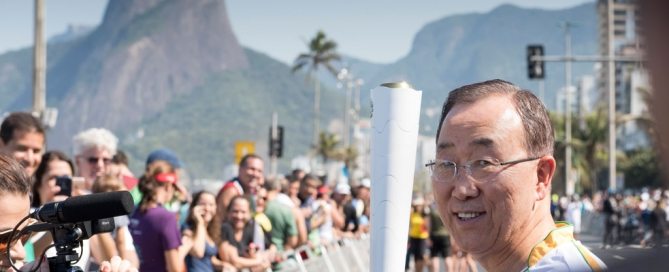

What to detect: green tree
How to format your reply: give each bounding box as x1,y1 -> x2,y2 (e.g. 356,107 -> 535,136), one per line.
551,109 -> 611,194
619,148 -> 663,189
292,30 -> 341,148
571,108 -> 609,193
316,131 -> 341,164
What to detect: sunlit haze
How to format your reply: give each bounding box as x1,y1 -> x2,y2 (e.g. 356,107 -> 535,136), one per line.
0,0 -> 592,63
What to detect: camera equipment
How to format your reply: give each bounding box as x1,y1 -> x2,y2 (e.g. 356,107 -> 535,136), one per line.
33,190 -> 134,224
7,191 -> 134,272
54,176 -> 72,197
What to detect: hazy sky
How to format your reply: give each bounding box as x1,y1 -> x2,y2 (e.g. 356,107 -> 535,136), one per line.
0,0 -> 591,64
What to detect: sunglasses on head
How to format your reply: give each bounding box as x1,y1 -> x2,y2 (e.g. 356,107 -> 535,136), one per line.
87,157 -> 112,165
0,219 -> 37,252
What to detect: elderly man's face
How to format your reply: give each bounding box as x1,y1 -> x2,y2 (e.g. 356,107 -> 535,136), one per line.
75,147 -> 112,187
432,95 -> 541,256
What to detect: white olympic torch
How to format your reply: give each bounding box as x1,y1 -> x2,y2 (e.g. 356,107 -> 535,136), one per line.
370,82 -> 422,272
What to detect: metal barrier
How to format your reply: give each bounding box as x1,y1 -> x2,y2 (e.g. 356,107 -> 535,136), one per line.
278,235 -> 370,272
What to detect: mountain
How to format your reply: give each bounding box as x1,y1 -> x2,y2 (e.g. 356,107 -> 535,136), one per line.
0,1 -> 599,177
0,0 -> 342,178
331,3 -> 599,134
48,25 -> 94,45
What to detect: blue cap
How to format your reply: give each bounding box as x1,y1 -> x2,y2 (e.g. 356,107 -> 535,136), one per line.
146,148 -> 183,169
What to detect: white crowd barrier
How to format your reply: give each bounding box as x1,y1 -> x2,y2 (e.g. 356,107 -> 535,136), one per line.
278,235 -> 371,272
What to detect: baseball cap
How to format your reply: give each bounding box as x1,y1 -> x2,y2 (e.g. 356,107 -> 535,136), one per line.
146,148 -> 183,169
360,178 -> 371,189
335,183 -> 351,195
318,185 -> 330,195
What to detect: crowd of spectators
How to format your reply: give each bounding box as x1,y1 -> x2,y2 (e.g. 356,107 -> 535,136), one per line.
0,111 -> 373,272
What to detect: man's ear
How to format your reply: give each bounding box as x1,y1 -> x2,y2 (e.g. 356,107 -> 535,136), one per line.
535,156 -> 556,201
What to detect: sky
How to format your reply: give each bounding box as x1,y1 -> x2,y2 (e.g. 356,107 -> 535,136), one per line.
0,0 -> 592,64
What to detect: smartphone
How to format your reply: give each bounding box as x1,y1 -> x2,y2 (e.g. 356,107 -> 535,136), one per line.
55,176 -> 72,197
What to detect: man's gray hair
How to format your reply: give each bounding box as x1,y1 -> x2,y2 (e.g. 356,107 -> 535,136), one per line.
72,128 -> 118,156
437,79 -> 554,157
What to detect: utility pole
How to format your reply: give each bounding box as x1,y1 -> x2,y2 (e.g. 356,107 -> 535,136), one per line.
270,112 -> 278,177
526,34 -> 642,194
562,21 -> 575,196
538,80 -> 545,103
344,78 -> 352,147
33,0 -> 46,117
607,0 -> 617,192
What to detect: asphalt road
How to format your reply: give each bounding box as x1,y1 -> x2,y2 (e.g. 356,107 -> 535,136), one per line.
409,233 -> 669,271
579,232 -> 669,271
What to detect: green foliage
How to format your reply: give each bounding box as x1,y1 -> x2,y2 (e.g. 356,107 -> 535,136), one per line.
291,30 -> 342,148
291,30 -> 341,75
121,49 -> 344,178
550,109 -> 611,194
620,148 -> 663,189
314,131 -> 360,174
316,131 -> 341,163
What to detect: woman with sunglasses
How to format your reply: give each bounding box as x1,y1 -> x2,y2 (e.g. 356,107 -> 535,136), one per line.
1,154 -> 138,272
129,160 -> 187,272
30,150 -> 111,270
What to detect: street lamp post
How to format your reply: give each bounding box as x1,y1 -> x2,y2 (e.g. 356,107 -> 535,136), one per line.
607,0 -> 617,192
338,68 -> 355,147
33,0 -> 46,117
562,21 -> 575,196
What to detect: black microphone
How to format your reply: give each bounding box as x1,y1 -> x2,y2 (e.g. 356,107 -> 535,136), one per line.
33,191 -> 135,224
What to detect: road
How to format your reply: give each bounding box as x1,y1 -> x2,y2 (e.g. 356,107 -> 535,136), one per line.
408,232 -> 669,271
580,232 -> 669,271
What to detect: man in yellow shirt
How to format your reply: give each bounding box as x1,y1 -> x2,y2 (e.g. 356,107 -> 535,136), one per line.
408,198 -> 429,272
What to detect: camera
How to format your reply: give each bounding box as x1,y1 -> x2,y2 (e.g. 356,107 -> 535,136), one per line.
55,176 -> 72,197
7,191 -> 134,272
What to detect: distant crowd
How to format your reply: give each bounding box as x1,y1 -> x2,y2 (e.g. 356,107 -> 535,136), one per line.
0,111 -> 371,272
548,189 -> 669,249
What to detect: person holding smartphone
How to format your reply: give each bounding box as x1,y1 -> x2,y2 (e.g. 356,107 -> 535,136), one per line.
30,151 -> 109,270
0,154 -> 137,272
31,151 -> 76,208
182,191 -> 236,272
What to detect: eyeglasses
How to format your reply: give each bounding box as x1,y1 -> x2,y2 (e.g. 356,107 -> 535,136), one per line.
87,157 -> 112,165
0,219 -> 37,252
425,157 -> 541,183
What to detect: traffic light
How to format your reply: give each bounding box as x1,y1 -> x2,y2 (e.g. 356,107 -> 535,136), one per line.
269,126 -> 284,158
527,45 -> 545,79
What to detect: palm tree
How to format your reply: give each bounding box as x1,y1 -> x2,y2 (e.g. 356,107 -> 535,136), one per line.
316,131 -> 341,164
572,108 -> 609,192
292,30 -> 341,148
551,109 -> 609,194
